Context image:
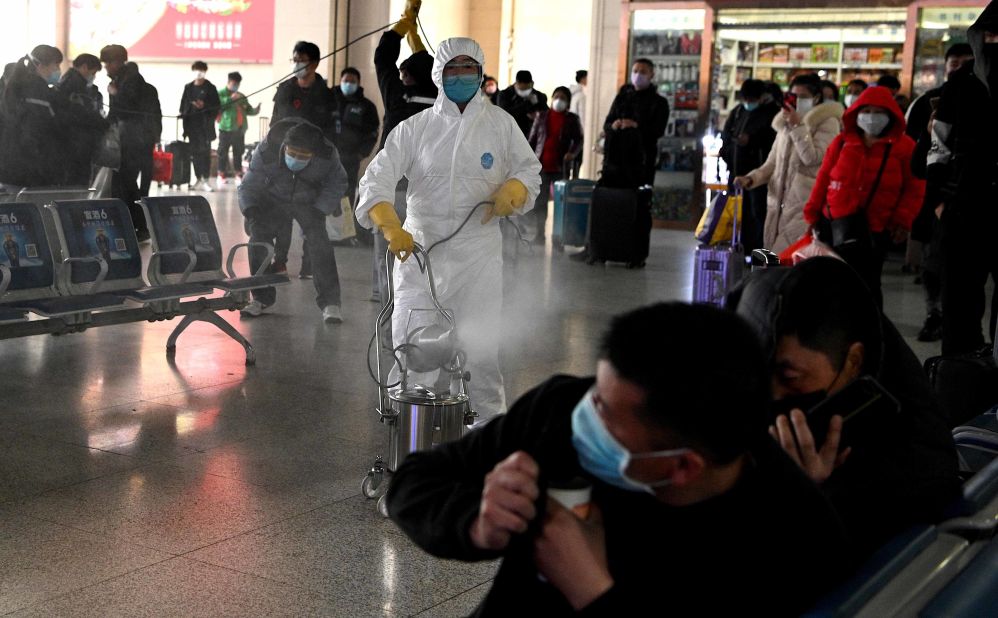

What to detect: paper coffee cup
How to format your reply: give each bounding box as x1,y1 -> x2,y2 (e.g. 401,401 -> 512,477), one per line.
547,477 -> 592,519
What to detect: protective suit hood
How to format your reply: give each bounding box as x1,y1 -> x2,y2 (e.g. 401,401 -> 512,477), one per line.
968,2 -> 998,90
431,37 -> 484,88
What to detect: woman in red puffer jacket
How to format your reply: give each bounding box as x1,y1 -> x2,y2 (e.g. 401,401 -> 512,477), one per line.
804,85 -> 924,306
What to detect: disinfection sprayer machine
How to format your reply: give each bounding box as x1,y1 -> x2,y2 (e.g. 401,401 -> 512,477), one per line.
362,245 -> 476,516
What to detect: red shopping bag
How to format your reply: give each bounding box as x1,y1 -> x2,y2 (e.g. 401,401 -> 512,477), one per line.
152,146 -> 173,183
779,234 -> 813,265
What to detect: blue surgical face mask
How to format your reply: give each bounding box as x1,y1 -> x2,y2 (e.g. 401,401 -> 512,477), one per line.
570,389 -> 689,494
284,152 -> 311,172
743,101 -> 759,112
443,73 -> 481,104
47,69 -> 60,86
340,81 -> 358,96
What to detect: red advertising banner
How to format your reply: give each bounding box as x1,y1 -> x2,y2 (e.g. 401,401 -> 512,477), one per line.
70,1 -> 275,63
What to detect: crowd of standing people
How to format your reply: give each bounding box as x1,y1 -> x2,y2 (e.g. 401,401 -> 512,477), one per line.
724,21 -> 997,356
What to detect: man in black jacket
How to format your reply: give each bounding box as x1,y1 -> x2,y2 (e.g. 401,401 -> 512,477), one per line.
331,67 -> 379,205
57,53 -> 109,187
271,40 -> 333,275
0,45 -> 65,189
59,54 -> 104,115
906,43 -> 974,342
720,78 -> 779,252
568,58 -> 669,262
101,45 -> 161,240
928,2 -> 998,354
601,58 -> 670,189
732,257 -> 961,558
370,0 -> 437,303
180,60 -> 221,192
388,302 -> 852,617
272,41 -> 334,136
497,70 -> 548,138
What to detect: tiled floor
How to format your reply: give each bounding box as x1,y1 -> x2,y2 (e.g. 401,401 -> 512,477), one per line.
0,186 -> 988,616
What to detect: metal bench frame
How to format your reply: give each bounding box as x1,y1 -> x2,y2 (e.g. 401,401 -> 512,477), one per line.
0,198 -> 288,366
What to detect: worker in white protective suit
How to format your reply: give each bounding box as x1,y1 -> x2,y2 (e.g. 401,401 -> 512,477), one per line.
356,37 -> 540,424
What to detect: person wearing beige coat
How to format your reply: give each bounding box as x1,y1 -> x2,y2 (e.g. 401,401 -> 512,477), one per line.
735,75 -> 843,254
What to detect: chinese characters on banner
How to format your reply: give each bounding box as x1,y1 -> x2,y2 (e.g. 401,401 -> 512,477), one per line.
70,0 -> 274,63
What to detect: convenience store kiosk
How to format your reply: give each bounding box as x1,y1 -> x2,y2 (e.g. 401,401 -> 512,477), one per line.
618,0 -> 986,229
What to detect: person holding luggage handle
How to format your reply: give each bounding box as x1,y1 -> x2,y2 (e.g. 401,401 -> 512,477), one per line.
528,86 -> 583,246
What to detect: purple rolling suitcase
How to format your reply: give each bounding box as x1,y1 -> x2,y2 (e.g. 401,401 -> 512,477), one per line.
692,187 -> 744,307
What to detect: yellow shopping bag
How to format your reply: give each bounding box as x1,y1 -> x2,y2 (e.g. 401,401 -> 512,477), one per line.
695,188 -> 742,246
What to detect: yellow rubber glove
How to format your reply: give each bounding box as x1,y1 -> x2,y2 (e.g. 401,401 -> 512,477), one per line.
407,28 -> 426,54
482,179 -> 529,224
392,0 -> 421,35
403,0 -> 422,20
369,202 -> 415,262
391,16 -> 415,35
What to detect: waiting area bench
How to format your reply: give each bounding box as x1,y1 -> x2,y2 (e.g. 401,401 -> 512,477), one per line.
805,456 -> 998,617
0,194 -> 288,365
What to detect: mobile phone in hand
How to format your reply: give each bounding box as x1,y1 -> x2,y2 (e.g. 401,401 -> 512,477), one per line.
783,93 -> 798,110
805,376 -> 900,447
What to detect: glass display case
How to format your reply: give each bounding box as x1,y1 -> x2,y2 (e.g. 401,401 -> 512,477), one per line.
912,5 -> 985,96
628,7 -> 709,226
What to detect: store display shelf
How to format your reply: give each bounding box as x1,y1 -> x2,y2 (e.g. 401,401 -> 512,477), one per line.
842,63 -> 903,70
641,54 -> 702,62
753,62 -> 842,69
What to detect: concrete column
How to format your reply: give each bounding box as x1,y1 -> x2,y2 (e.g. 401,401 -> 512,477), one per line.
582,0 -> 622,179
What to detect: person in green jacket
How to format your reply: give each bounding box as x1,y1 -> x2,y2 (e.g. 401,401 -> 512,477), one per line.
216,71 -> 260,183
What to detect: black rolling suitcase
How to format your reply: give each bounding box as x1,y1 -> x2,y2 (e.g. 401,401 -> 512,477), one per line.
925,330 -> 998,427
587,185 -> 652,268
165,141 -> 191,188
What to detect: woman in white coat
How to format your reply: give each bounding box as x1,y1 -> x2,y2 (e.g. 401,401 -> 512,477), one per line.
357,37 -> 541,424
735,73 -> 843,254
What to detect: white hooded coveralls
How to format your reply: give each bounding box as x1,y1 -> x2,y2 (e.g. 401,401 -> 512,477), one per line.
356,38 -> 541,421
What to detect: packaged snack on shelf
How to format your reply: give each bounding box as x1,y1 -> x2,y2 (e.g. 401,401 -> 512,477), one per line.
811,44 -> 838,63
868,48 -> 884,64
773,44 -> 790,63
790,47 -> 811,62
758,45 -> 775,63
843,47 -> 868,63
880,47 -> 896,63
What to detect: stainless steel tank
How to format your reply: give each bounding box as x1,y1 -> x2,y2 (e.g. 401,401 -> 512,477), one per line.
383,385 -> 471,471
363,245 -> 476,517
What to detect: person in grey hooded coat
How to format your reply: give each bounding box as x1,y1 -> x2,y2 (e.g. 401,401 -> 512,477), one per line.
238,118 -> 348,322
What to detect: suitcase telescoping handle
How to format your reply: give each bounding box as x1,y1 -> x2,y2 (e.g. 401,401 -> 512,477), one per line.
730,184 -> 741,249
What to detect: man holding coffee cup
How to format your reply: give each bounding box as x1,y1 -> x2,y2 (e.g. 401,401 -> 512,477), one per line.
387,303 -> 852,616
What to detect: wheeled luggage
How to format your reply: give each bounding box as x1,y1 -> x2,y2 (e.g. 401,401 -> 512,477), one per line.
587,185 -> 652,268
165,141 -> 191,188
552,178 -> 595,250
692,186 -> 744,307
925,331 -> 998,427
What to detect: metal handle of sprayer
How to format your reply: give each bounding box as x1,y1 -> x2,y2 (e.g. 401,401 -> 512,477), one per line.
373,243 -> 457,412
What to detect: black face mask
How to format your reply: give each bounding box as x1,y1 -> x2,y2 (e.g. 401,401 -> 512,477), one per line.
771,389 -> 828,420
